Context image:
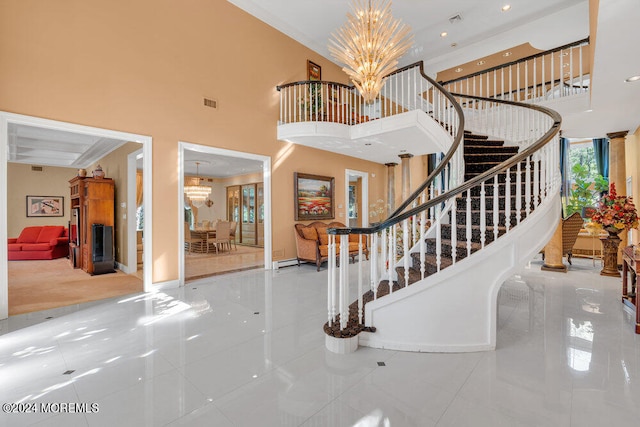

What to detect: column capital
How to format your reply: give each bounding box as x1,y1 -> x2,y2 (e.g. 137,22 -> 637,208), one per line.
384,162 -> 398,167
398,153 -> 414,159
607,130 -> 628,140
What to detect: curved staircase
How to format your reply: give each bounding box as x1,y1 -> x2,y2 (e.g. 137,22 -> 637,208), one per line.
275,60 -> 563,353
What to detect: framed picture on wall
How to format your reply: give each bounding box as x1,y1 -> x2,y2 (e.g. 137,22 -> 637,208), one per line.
307,60 -> 321,81
26,195 -> 64,217
294,172 -> 334,220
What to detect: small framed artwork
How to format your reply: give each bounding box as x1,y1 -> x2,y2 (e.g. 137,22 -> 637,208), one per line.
294,172 -> 334,220
26,195 -> 64,217
307,60 -> 321,81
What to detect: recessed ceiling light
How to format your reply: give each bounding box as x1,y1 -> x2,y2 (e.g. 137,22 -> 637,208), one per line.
440,31 -> 448,38
585,109 -> 593,113
477,60 -> 486,66
501,5 -> 511,12
625,75 -> 640,83
455,67 -> 463,73
503,51 -> 512,57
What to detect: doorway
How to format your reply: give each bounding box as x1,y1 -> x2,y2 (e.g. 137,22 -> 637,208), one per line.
0,112 -> 153,320
345,169 -> 369,228
178,142 -> 272,285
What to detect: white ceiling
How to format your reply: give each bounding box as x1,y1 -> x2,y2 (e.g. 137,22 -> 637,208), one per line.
7,123 -> 130,169
229,0 -> 640,137
183,149 -> 263,178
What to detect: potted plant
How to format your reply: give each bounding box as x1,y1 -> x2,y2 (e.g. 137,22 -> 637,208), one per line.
589,183 -> 638,276
590,183 -> 638,235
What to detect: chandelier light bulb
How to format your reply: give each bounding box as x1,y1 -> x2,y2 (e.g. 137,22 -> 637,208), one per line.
329,0 -> 413,103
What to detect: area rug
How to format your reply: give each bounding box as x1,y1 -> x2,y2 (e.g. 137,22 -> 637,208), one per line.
8,258 -> 143,315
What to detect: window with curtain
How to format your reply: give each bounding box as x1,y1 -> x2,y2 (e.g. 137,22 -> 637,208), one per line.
565,139 -> 609,217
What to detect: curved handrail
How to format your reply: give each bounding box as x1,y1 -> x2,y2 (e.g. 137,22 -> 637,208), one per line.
386,62 -> 465,219
328,87 -> 561,237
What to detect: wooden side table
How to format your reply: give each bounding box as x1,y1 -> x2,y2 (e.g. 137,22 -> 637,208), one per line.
622,246 -> 640,333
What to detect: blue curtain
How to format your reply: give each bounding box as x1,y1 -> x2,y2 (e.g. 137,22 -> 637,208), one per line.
592,138 -> 609,178
559,137 -> 570,216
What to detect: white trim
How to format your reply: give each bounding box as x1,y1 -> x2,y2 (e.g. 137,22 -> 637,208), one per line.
178,142 -> 272,286
126,149 -> 143,275
345,169 -> 369,228
0,112 -> 153,319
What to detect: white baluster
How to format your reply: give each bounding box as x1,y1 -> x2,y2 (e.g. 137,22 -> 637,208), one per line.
505,167 -> 512,233
451,198 -> 457,265
525,155 -> 532,218
480,181 -> 486,248
371,232 -> 378,300
420,200 -> 426,280
328,234 -> 335,325
381,228 -> 388,279
389,225 -> 395,293
403,219 -> 409,288
436,204 -> 442,272
466,190 -> 472,257
358,234 -> 363,324
516,161 -> 522,224
534,156 -> 540,208
493,175 -> 499,242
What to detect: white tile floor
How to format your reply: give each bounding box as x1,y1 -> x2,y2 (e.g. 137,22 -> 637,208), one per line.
1,256 -> 639,426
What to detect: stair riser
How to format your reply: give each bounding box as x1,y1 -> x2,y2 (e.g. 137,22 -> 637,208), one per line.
440,223 -> 506,243
455,210 -> 530,227
468,183 -> 534,197
465,170 -> 536,183
455,196 -> 530,211
464,146 -> 519,155
464,140 -> 503,147
464,160 -> 535,174
424,240 -> 479,260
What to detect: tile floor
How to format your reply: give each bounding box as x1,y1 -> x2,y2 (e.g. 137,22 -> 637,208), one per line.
0,256 -> 639,426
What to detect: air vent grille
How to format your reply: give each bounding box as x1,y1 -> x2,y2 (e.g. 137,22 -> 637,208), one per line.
31,166 -> 43,172
449,14 -> 462,24
203,98 -> 218,109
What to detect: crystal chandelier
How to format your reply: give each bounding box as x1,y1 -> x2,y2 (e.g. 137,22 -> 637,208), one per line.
184,162 -> 211,208
329,0 -> 413,103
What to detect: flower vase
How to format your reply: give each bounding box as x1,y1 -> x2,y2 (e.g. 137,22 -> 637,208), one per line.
600,227 -> 622,277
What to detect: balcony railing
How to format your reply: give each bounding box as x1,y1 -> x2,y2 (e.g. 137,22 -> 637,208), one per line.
276,62 -> 461,130
440,39 -> 589,103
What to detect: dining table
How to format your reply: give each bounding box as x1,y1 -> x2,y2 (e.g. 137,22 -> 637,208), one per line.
190,227 -> 216,253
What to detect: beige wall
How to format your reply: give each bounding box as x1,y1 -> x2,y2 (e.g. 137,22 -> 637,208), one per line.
0,0 -> 386,283
93,142 -> 143,265
625,128 -> 639,246
7,164 -> 75,237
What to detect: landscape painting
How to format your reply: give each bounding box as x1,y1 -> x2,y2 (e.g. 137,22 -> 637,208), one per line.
294,173 -> 334,220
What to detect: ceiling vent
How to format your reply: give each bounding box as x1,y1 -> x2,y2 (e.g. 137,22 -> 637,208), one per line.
31,165 -> 43,172
448,14 -> 462,24
203,98 -> 218,109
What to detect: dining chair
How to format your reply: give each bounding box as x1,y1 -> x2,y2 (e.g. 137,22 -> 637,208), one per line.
207,221 -> 231,254
184,222 -> 203,253
202,219 -> 211,229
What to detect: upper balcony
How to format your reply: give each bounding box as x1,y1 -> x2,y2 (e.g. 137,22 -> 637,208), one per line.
276,64 -> 456,164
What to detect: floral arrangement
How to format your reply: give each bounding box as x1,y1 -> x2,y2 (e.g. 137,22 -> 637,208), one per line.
590,183 -> 639,231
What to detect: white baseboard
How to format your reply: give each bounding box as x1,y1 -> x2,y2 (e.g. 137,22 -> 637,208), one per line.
272,259 -> 298,269
153,279 -> 180,290
116,262 -> 130,274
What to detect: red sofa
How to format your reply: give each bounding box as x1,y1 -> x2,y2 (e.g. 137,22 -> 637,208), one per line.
8,226 -> 69,261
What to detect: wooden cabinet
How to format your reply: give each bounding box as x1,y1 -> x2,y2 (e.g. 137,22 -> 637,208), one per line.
69,176 -> 115,274
622,246 -> 640,334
